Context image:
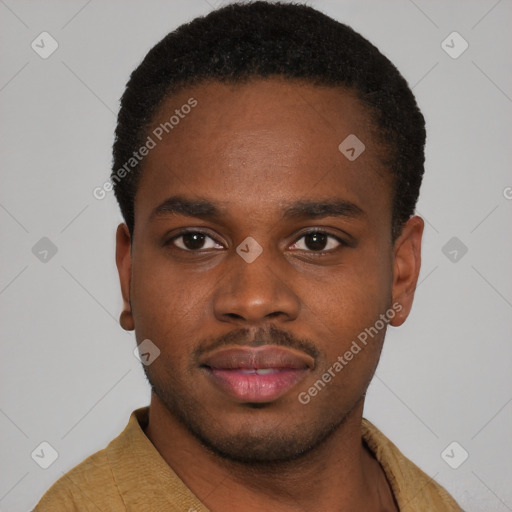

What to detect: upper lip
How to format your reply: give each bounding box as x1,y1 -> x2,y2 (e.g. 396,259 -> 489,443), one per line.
199,345 -> 315,370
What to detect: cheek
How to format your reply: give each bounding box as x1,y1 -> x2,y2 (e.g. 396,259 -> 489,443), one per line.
305,253 -> 393,364
129,248 -> 210,345
312,254 -> 392,325
305,276 -> 390,405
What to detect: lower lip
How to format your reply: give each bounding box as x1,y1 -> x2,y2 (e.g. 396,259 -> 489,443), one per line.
206,368 -> 308,403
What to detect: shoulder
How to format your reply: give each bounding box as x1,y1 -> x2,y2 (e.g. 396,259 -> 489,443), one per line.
361,418 -> 464,512
33,444 -> 124,511
33,407 -> 150,511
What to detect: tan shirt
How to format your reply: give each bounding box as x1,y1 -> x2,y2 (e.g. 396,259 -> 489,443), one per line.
34,406 -> 463,511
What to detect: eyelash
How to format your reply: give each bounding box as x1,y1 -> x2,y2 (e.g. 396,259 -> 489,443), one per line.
164,229 -> 347,255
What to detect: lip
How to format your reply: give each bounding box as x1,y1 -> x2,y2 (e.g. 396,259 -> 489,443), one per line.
200,345 -> 314,403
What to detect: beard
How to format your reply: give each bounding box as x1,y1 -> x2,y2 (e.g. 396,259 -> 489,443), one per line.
142,361 -> 356,466
139,323 -> 369,466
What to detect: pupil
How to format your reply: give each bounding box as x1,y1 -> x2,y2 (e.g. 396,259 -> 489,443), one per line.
180,233 -> 328,251
305,232 -> 327,251
183,233 -> 205,250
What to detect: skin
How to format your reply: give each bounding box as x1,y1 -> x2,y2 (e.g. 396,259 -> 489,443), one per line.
115,78 -> 424,511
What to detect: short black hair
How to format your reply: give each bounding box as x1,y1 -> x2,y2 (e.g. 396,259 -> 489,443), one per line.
112,0 -> 425,240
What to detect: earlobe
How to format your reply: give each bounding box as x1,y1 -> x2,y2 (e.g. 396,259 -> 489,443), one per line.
389,216 -> 424,327
115,223 -> 135,331
120,309 -> 134,331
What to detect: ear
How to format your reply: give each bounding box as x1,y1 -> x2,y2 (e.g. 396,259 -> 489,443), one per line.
389,216 -> 424,327
116,223 -> 134,331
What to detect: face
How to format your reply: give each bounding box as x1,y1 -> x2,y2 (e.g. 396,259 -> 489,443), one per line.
116,78 -> 423,463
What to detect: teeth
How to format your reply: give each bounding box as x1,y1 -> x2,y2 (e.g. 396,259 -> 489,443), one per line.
237,368 -> 279,375
255,368 -> 278,375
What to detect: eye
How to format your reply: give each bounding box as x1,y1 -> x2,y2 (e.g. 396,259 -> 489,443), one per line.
289,230 -> 344,253
167,230 -> 223,251
165,229 -> 346,254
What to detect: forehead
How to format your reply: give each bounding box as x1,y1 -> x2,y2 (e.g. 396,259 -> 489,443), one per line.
134,78 -> 392,226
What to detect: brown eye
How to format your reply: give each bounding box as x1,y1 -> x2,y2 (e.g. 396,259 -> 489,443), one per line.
290,230 -> 344,252
304,232 -> 328,251
168,231 -> 223,251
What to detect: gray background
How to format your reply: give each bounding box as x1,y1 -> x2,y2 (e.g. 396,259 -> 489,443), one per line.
1,0 -> 511,510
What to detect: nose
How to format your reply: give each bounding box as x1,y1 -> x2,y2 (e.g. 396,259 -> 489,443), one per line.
213,243 -> 300,325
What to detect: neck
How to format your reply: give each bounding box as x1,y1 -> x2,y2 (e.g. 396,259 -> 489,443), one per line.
144,393 -> 397,512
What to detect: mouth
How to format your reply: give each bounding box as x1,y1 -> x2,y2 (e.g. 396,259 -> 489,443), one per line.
199,345 -> 314,403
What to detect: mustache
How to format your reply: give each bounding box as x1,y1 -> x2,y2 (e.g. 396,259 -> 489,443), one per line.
192,324 -> 320,364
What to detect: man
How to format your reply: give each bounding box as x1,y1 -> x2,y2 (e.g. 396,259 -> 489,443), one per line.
35,1 -> 462,510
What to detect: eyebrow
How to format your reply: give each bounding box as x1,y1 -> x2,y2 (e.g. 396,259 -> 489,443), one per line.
150,195 -> 365,222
